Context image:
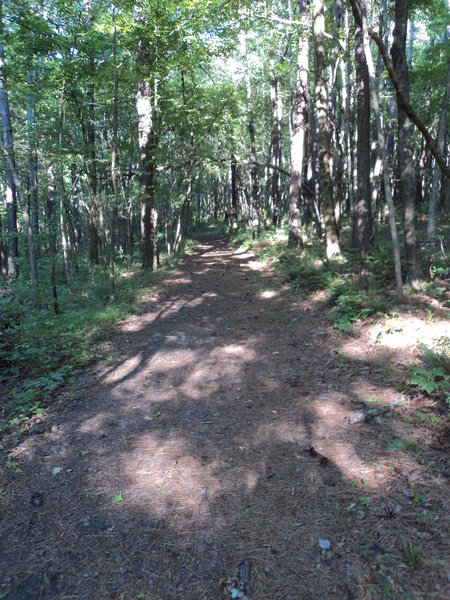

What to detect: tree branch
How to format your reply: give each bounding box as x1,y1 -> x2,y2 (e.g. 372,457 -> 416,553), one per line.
211,156 -> 290,177
349,0 -> 450,180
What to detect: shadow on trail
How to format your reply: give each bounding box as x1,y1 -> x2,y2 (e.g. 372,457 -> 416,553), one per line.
1,237 -> 447,599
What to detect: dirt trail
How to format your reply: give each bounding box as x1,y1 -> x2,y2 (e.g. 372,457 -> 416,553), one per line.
1,237 -> 448,599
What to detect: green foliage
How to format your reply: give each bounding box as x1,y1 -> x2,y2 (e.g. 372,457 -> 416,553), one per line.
328,279 -> 389,332
419,338 -> 450,374
401,538 -> 422,569
390,438 -> 417,452
283,256 -> 334,291
365,243 -> 395,284
0,251 -> 178,431
408,365 -> 449,395
376,573 -> 392,598
230,229 -> 394,333
113,492 -> 123,504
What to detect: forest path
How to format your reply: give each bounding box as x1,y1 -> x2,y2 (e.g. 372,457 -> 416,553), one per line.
1,236 -> 448,599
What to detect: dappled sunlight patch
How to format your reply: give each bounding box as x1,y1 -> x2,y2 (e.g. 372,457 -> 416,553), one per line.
368,315 -> 450,355
78,413 -> 110,434
244,259 -> 267,271
118,434 -> 221,520
310,397 -> 366,479
260,289 -> 279,299
164,276 -> 193,286
147,349 -> 198,374
244,469 -> 259,491
185,296 -> 206,308
218,343 -> 256,359
104,354 -> 143,384
249,418 -> 308,447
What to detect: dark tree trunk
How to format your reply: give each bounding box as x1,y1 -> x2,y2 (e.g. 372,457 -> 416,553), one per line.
313,0 -> 341,257
231,154 -> 238,231
27,71 -> 39,251
0,0 -> 18,278
71,163 -> 82,251
109,10 -> 119,302
0,210 -> 6,278
391,0 -> 423,284
242,31 -> 260,233
355,18 -> 372,260
270,57 -> 282,227
428,59 -> 450,239
46,165 -> 58,315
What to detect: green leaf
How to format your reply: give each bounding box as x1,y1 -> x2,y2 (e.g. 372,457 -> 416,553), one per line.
113,492 -> 123,504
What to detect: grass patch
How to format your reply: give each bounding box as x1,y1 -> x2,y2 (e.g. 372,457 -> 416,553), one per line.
418,337 -> 450,374
389,437 -> 417,452
0,245 -> 191,432
230,226 -> 393,332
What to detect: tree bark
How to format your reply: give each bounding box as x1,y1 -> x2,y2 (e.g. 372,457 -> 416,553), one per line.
313,0 -> 341,258
427,60 -> 450,239
351,0 -> 403,297
391,0 -> 423,284
87,77 -> 100,264
137,73 -> 158,269
241,30 -> 260,235
0,208 -> 6,278
27,70 -> 39,249
46,165 -> 58,315
174,72 -> 195,253
71,163 -> 82,252
288,0 -> 310,247
360,12 -> 449,180
0,0 -> 18,278
109,8 -> 119,302
231,154 -> 239,231
0,142 -> 40,305
269,56 -> 283,227
58,85 -> 72,291
354,16 -> 372,260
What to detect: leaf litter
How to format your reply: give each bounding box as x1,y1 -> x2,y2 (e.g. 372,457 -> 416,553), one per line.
0,236 -> 448,599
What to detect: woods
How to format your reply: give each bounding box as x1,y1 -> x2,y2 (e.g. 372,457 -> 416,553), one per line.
0,2 -> 449,598
0,0 -> 447,301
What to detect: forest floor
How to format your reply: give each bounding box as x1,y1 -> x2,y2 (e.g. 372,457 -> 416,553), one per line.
0,235 -> 449,600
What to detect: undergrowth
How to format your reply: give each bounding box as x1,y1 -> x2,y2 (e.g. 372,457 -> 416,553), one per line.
0,247 -> 187,432
231,227 -> 393,331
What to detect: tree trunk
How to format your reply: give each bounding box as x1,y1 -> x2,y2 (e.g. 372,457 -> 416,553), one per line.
0,0 -> 18,278
109,9 -> 119,302
355,16 -> 372,260
353,0 -> 403,298
58,86 -> 72,291
47,165 -> 58,315
313,0 -> 341,258
137,75 -> 158,269
27,71 -> 39,251
269,57 -> 283,227
1,141 -> 40,304
0,209 -> 6,278
71,163 -> 82,252
391,0 -> 423,285
288,0 -> 310,247
241,30 -> 260,235
231,154 -> 239,231
427,60 -> 450,239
